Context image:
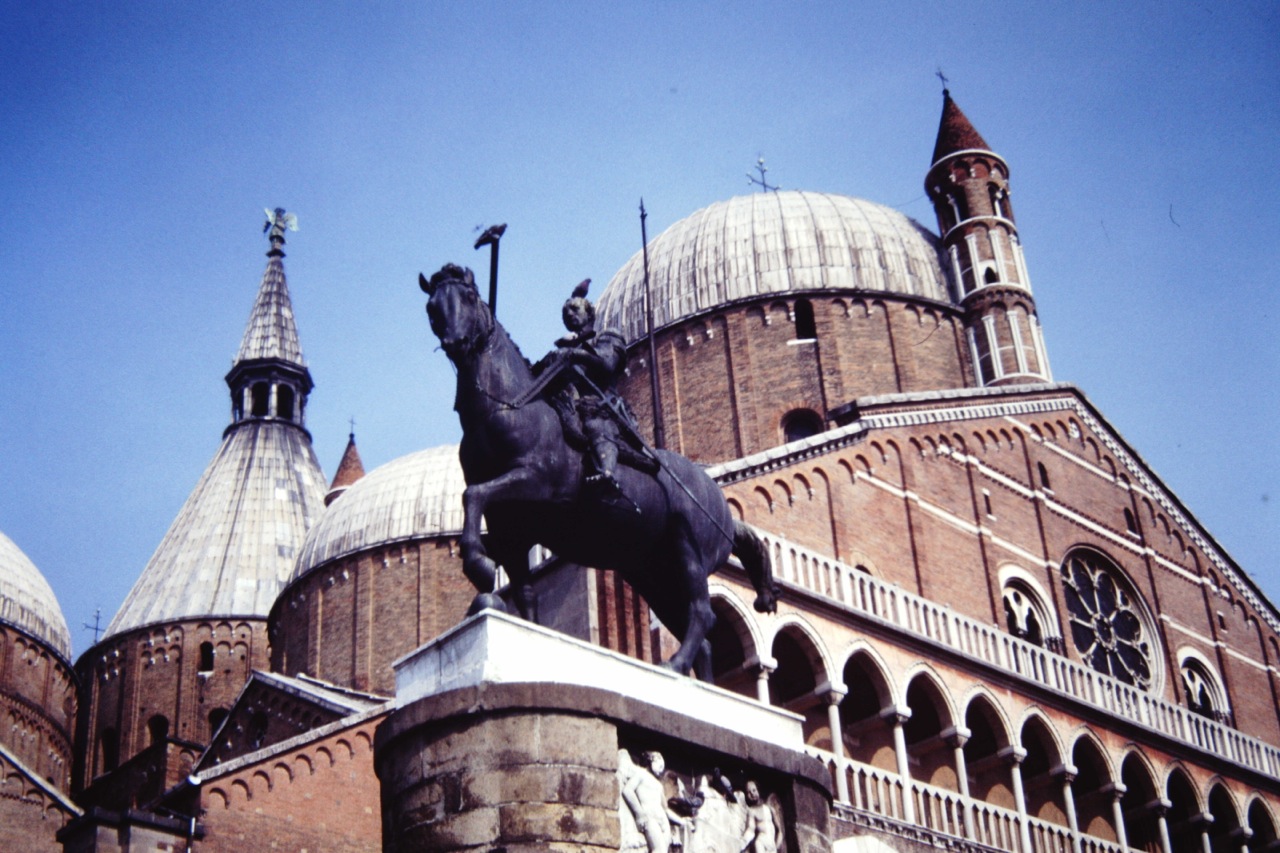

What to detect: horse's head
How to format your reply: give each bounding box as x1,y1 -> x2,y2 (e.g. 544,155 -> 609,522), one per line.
420,264 -> 492,359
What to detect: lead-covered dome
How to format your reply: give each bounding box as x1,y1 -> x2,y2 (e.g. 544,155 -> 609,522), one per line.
0,531 -> 72,659
291,445 -> 466,582
599,191 -> 953,344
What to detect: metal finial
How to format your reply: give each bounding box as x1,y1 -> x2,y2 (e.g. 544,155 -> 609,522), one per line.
263,207 -> 298,245
935,68 -> 950,95
747,156 -> 779,193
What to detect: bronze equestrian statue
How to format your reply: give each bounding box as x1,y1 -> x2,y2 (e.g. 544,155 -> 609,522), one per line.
420,263 -> 778,677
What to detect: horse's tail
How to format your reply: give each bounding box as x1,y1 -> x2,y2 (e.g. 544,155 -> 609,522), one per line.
732,520 -> 779,613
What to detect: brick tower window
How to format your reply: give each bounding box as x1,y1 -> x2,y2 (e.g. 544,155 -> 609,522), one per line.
1061,550 -> 1156,690
782,409 -> 823,443
793,298 -> 817,340
198,642 -> 214,673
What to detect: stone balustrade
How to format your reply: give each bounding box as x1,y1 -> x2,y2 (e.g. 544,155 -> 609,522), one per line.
755,530 -> 1280,783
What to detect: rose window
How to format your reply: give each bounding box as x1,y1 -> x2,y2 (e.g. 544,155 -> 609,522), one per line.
1061,552 -> 1154,689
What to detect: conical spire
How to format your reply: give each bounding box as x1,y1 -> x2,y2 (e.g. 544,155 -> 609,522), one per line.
103,211 -> 326,639
931,90 -> 992,165
234,208 -> 305,366
325,431 -> 367,506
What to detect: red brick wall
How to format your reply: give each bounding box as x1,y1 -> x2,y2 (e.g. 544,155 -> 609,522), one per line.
74,619 -> 268,792
0,625 -> 75,791
195,715 -> 383,852
718,392 -> 1280,741
617,295 -> 971,464
270,538 -> 476,696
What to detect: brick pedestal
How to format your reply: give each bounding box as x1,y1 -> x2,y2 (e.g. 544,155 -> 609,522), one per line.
375,610 -> 833,852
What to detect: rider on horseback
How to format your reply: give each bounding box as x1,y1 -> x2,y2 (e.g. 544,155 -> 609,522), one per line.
538,279 -> 635,494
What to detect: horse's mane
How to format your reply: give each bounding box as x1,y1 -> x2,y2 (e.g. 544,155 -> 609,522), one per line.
487,305 -> 533,370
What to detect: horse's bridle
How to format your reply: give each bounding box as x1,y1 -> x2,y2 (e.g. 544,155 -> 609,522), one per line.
433,278 -> 525,410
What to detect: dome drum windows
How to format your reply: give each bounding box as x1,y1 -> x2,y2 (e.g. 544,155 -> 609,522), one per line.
1061,550 -> 1158,691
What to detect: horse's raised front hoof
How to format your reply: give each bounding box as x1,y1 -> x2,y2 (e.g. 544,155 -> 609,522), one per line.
466,592 -> 508,617
753,584 -> 780,614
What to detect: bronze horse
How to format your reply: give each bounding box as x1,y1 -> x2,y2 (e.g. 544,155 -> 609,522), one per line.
420,264 -> 778,676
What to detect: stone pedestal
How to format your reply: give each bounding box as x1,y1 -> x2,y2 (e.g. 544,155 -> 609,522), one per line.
375,609 -> 832,852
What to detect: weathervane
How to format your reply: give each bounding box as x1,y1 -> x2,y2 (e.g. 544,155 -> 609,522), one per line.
747,157 -> 779,193
263,207 -> 299,244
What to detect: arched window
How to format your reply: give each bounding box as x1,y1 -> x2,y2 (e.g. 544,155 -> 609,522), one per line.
277,385 -> 295,420
793,298 -> 817,340
199,641 -> 214,673
250,382 -> 269,416
1061,550 -> 1157,689
984,266 -> 999,284
249,710 -> 269,749
100,727 -> 119,772
1180,652 -> 1229,723
147,714 -> 169,745
782,409 -> 824,443
1003,582 -> 1047,647
208,708 -> 229,738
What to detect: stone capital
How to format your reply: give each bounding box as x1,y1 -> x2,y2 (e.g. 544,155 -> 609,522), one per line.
880,704 -> 912,726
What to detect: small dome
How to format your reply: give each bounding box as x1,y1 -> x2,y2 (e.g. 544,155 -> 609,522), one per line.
291,445 -> 466,582
0,531 -> 72,659
598,191 -> 953,344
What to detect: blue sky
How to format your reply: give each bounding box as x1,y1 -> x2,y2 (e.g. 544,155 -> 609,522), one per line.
1,3 -> 1276,655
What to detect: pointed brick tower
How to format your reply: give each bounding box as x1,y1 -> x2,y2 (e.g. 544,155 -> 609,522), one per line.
73,210 -> 328,801
325,431 -> 366,506
925,90 -> 1051,386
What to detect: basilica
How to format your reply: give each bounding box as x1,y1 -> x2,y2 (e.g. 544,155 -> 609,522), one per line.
3,92 -> 1277,851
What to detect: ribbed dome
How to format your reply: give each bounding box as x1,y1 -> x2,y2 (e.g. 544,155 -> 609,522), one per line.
0,531 -> 71,659
291,445 -> 466,582
598,191 -> 953,344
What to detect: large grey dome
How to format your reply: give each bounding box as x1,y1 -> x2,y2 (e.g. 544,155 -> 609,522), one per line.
291,445 -> 466,582
0,531 -> 72,659
598,191 -> 953,344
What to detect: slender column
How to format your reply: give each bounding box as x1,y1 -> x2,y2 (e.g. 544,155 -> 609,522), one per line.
1153,799 -> 1173,853
1199,813 -> 1215,853
1231,825 -> 1254,853
1056,764 -> 1081,853
754,657 -> 776,705
824,685 -> 849,804
1000,745 -> 1032,853
883,705 -> 915,823
945,725 -> 975,839
1103,782 -> 1129,851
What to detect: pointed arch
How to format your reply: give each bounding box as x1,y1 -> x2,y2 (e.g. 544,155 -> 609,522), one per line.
1071,730 -> 1119,840
962,690 -> 1016,808
1165,765 -> 1203,853
903,668 -> 959,791
1207,782 -> 1242,853
767,618 -> 833,749
1019,711 -> 1067,824
707,587 -> 763,699
1120,749 -> 1163,853
838,645 -> 896,772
